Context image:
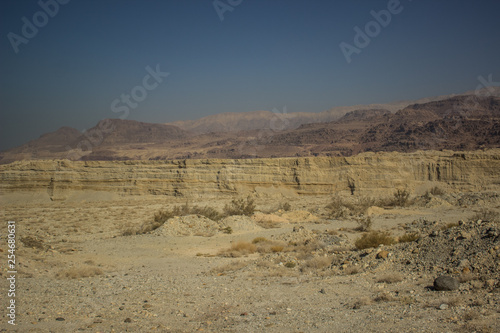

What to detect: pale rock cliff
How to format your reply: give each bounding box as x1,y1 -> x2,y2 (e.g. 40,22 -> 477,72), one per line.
1,150 -> 499,203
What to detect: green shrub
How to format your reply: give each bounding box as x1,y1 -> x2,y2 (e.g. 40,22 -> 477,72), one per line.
355,231 -> 395,250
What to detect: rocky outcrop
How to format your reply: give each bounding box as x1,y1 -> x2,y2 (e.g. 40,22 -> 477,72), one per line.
1,150 -> 499,202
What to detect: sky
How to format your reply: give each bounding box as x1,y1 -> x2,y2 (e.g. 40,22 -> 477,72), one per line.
1,0 -> 499,151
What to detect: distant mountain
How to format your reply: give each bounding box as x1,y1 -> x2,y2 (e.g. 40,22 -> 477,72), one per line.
166,87 -> 500,134
1,90 -> 499,164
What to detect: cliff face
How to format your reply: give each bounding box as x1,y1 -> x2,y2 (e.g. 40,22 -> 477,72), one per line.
1,150 -> 499,203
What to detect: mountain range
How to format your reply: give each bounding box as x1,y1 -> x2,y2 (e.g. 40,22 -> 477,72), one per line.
1,88 -> 499,164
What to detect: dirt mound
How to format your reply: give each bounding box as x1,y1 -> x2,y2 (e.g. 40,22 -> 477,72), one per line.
280,210 -> 319,223
153,215 -> 220,237
219,216 -> 263,233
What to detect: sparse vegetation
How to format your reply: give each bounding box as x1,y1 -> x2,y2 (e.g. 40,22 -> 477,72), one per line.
326,195 -> 376,219
252,237 -> 268,244
398,233 -> 419,243
354,216 -> 373,232
220,241 -> 257,257
20,236 -> 45,250
220,226 -> 233,234
284,262 -> 296,268
390,188 -> 411,207
223,196 -> 256,217
354,231 -> 395,250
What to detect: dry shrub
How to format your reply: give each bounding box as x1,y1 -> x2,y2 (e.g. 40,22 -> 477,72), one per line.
374,292 -> 394,302
211,261 -> 248,274
352,297 -> 371,309
220,241 -> 257,257
354,231 -> 395,250
377,273 -> 403,284
326,196 -> 376,219
56,266 -> 103,279
270,245 -> 284,253
252,237 -> 268,244
255,240 -> 288,254
354,216 -> 373,232
223,196 -> 255,217
301,256 -> 332,270
284,262 -> 296,268
398,233 -> 419,243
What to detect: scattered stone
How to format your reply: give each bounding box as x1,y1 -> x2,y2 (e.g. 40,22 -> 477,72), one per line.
439,304 -> 449,310
124,318 -> 132,323
377,250 -> 390,259
434,276 -> 459,291
319,288 -> 326,294
55,317 -> 65,321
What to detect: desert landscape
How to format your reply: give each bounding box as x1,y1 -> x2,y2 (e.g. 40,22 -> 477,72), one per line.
1,148 -> 499,332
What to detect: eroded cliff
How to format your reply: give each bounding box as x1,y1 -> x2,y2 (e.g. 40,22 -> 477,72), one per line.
1,150 -> 499,203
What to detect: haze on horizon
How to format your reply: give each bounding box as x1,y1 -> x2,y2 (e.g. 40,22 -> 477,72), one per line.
1,0 -> 499,151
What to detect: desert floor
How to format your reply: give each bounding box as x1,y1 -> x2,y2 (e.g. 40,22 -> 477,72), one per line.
0,192 -> 499,332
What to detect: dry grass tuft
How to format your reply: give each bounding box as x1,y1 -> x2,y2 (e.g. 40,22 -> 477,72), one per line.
211,261 -> 248,275
352,297 -> 372,309
223,196 -> 256,217
301,256 -> 332,271
220,241 -> 257,257
354,231 -> 395,250
398,233 -> 419,243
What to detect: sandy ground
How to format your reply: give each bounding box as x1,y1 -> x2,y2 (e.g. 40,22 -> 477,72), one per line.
0,194 -> 499,332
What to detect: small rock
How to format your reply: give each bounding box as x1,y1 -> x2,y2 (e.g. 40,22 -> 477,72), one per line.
434,276 -> 459,291
485,279 -> 497,289
240,312 -> 248,316
55,317 -> 65,321
124,318 -> 132,323
376,250 -> 389,259
319,289 -> 326,294
439,303 -> 449,310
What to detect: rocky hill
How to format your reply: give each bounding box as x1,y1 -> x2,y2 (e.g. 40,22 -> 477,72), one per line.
1,93 -> 500,164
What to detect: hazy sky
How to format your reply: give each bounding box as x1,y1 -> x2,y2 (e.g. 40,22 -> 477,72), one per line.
1,0 -> 499,151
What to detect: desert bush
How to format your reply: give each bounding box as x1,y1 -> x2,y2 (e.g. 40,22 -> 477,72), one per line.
354,216 -> 373,232
301,256 -> 332,270
252,237 -> 268,244
374,292 -> 394,302
284,262 -> 296,268
56,266 -> 103,279
470,208 -> 498,222
211,261 -> 248,274
354,231 -> 395,250
220,227 -> 233,234
220,241 -> 257,257
398,233 -> 419,243
326,195 -> 376,219
223,196 -> 256,217
391,189 -> 411,207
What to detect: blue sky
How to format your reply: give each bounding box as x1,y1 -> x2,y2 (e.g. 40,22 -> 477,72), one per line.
1,0 -> 499,151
